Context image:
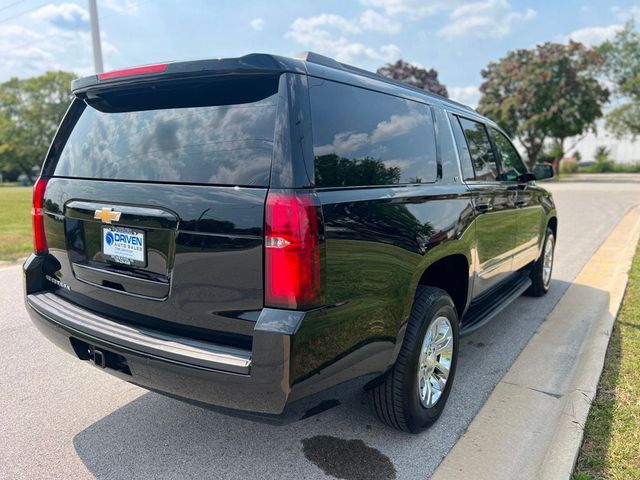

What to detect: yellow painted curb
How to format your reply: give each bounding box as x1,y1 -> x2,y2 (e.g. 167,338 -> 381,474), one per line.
433,205 -> 640,480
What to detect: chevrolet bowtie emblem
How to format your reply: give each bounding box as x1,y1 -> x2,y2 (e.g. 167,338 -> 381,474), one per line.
94,207 -> 122,224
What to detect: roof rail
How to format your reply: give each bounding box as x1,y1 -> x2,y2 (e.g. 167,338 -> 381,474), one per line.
297,51 -> 476,113
295,51 -> 342,69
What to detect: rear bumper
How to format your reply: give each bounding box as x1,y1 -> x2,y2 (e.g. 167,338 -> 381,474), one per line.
24,271 -> 305,415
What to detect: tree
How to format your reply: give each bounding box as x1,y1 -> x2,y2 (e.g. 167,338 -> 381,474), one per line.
591,145 -> 614,173
315,154 -> 401,187
599,20 -> 640,138
477,42 -> 609,168
377,60 -> 448,98
0,71 -> 76,183
573,150 -> 582,163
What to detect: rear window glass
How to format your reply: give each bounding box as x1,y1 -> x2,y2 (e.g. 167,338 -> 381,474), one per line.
54,77 -> 279,186
309,79 -> 437,187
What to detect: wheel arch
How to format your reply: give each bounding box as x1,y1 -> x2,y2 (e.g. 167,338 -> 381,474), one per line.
369,253 -> 469,392
547,216 -> 558,238
381,251 -> 471,377
415,254 -> 470,319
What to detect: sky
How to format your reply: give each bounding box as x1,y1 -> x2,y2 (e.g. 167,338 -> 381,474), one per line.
0,0 -> 639,162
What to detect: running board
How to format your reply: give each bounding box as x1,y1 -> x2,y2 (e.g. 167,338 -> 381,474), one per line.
460,274 -> 532,336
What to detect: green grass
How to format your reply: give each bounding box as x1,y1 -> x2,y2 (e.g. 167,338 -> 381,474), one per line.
0,186 -> 32,262
581,162 -> 640,174
573,241 -> 640,480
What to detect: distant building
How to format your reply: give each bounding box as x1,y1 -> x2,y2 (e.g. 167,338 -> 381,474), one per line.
17,173 -> 30,186
567,127 -> 639,164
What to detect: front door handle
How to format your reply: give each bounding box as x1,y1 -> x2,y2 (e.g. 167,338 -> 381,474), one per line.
475,203 -> 494,213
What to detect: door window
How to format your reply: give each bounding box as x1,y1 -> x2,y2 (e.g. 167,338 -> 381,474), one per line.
490,128 -> 527,181
449,113 -> 476,181
458,118 -> 499,182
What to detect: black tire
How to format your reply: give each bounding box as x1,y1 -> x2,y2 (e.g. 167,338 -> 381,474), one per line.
525,227 -> 555,297
369,286 -> 459,433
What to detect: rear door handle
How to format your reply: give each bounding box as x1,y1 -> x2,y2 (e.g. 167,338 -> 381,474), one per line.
475,203 -> 493,213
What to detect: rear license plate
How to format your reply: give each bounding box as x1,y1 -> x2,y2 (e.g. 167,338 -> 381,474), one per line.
102,226 -> 146,267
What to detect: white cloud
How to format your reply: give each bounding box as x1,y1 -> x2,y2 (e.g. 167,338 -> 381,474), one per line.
250,18 -> 264,31
317,111 -> 424,156
371,113 -> 421,142
449,85 -> 480,107
286,13 -> 401,63
360,0 -> 453,18
359,9 -> 401,34
101,0 -> 139,15
567,24 -> 624,45
332,132 -> 371,154
0,18 -> 120,80
287,1 -> 535,63
437,0 -> 536,39
611,5 -> 640,22
289,13 -> 362,37
99,32 -> 119,55
31,3 -> 89,30
0,25 -> 52,76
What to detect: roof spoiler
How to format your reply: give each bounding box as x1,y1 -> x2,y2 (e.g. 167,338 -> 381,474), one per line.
70,53 -> 307,94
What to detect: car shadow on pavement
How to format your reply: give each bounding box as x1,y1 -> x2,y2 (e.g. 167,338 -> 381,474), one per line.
72,278 -> 592,480
72,378 -> 402,480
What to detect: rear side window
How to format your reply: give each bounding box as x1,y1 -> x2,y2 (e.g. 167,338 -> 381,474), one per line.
458,118 -> 499,182
309,79 -> 437,187
53,76 -> 280,186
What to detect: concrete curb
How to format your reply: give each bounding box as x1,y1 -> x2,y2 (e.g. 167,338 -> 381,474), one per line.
0,257 -> 26,271
432,205 -> 640,480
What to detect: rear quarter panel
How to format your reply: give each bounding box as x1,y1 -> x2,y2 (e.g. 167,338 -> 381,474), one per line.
291,184 -> 475,392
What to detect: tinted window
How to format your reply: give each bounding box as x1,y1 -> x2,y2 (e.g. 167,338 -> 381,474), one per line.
448,113 -> 475,181
458,118 -> 499,182
491,128 -> 527,181
54,79 -> 279,186
310,79 -> 437,187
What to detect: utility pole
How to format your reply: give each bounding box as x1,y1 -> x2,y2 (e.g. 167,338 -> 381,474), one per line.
88,0 -> 104,73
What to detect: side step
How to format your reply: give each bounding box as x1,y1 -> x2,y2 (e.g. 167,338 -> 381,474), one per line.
461,273 -> 532,336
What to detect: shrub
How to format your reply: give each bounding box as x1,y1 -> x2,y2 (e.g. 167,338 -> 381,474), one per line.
560,161 -> 579,174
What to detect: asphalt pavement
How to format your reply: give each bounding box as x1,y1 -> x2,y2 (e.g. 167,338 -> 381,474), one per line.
1,174 -> 639,480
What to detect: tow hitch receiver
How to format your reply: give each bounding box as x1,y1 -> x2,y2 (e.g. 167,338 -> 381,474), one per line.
92,349 -> 106,368
69,337 -> 131,375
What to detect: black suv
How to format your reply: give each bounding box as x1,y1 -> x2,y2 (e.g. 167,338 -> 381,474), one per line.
24,52 -> 556,433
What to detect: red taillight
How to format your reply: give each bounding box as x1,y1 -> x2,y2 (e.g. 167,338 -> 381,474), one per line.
32,177 -> 48,254
264,192 -> 324,310
97,62 -> 169,80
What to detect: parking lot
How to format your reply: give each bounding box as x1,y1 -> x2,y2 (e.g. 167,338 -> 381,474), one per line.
2,174 -> 639,480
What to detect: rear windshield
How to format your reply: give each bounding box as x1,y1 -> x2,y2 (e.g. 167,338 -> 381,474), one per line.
53,76 -> 280,186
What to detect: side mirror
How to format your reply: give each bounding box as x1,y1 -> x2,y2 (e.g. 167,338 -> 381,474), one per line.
532,163 -> 554,180
517,172 -> 537,183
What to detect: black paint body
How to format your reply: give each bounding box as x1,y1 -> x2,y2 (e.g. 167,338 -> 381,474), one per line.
24,53 -> 556,415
